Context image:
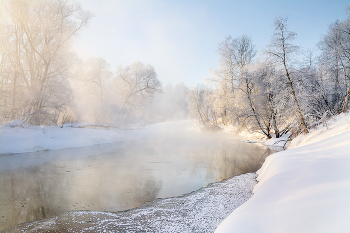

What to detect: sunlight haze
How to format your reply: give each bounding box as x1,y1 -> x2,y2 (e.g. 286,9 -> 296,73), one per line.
1,0 -> 350,231
73,0 -> 348,86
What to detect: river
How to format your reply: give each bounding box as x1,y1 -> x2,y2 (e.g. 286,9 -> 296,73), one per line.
0,122 -> 273,231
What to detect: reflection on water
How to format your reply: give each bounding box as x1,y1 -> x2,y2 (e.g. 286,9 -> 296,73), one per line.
0,127 -> 273,231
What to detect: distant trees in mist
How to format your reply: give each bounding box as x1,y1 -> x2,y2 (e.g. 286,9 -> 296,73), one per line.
0,0 -> 171,127
1,0 -> 349,137
0,0 -> 92,126
72,61 -> 164,126
189,8 -> 350,137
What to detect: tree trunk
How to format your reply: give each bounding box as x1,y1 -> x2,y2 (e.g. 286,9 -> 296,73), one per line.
12,69 -> 17,119
341,87 -> 350,112
246,80 -> 271,138
283,61 -> 309,134
272,112 -> 280,138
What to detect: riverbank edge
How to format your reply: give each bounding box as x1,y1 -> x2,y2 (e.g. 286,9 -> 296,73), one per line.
0,119 -> 280,155
3,173 -> 259,232
215,112 -> 350,232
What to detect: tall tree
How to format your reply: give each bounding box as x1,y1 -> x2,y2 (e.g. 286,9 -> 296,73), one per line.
267,17 -> 309,133
84,57 -> 112,101
319,8 -> 350,113
217,35 -> 256,92
72,57 -> 112,124
0,0 -> 92,125
217,35 -> 276,137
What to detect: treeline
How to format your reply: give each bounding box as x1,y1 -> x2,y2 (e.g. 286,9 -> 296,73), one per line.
188,10 -> 350,138
0,0 -> 188,127
1,0 -> 349,136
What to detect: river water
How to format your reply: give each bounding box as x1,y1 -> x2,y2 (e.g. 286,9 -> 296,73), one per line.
0,123 -> 273,231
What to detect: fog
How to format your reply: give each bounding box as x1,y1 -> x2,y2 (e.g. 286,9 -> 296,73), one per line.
0,121 -> 273,231
0,0 -> 192,127
6,0 -> 348,231
69,67 -> 190,127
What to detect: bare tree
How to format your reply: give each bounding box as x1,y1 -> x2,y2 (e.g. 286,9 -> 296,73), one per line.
188,85 -> 218,127
116,62 -> 162,109
113,62 -> 162,125
253,62 -> 293,138
217,35 -> 256,91
319,8 -> 350,113
72,57 -> 112,124
0,0 -> 92,125
188,8 -> 350,138
216,35 -> 276,137
267,17 -> 309,133
84,57 -> 112,101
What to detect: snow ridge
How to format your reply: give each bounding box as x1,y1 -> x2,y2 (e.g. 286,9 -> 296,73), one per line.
216,113 -> 350,233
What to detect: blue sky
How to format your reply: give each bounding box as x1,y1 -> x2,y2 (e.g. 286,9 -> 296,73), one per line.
73,0 -> 349,86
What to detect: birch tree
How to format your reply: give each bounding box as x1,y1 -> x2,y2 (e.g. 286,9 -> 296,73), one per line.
217,35 -> 276,137
267,17 -> 309,133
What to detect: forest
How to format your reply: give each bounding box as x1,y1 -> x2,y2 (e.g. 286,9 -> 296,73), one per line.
1,0 -> 349,138
188,12 -> 350,138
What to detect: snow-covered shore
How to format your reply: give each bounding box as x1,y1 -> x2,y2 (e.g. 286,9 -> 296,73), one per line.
0,119 -> 279,155
6,173 -> 258,232
216,113 -> 350,233
0,121 -> 193,155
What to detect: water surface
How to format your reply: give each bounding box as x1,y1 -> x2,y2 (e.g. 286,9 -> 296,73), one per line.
0,122 -> 273,231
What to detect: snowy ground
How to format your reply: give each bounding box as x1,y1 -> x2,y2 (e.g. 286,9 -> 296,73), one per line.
5,173 -> 257,233
216,113 -> 350,233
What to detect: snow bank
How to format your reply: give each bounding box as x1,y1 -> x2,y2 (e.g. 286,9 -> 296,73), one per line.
263,134 -> 290,147
220,124 -> 289,146
215,113 -> 350,233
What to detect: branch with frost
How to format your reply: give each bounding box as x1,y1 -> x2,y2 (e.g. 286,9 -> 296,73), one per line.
0,108 -> 36,128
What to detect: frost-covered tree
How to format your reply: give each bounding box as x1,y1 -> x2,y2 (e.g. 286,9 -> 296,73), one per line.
188,85 -> 219,127
205,73 -> 233,125
84,57 -> 112,101
70,60 -> 162,126
216,35 -> 279,137
267,17 -> 309,133
204,36 -> 255,126
0,0 -> 92,125
71,57 -> 113,124
111,62 -> 162,126
115,62 -> 161,109
253,62 -> 294,137
319,7 -> 350,113
188,9 -> 350,138
295,53 -> 334,127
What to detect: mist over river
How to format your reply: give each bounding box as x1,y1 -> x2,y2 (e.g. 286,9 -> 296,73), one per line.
0,121 -> 273,231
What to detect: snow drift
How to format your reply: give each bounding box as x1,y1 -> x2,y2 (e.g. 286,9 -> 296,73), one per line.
215,113 -> 350,233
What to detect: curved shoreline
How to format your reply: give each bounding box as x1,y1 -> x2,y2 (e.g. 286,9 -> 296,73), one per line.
4,173 -> 257,233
